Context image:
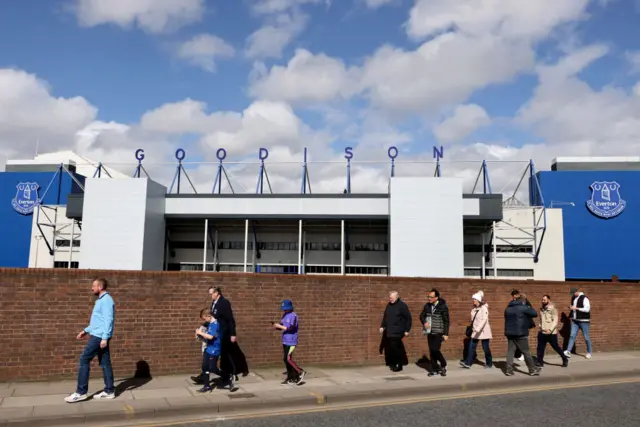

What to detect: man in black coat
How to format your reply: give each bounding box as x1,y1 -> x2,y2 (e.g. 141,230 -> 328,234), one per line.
210,287 -> 239,391
504,293 -> 541,376
379,291 -> 412,372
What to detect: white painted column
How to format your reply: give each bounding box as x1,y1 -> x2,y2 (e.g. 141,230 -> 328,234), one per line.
298,220 -> 303,274
213,229 -> 219,271
340,220 -> 345,275
203,219 -> 208,271
492,221 -> 497,278
244,219 -> 249,273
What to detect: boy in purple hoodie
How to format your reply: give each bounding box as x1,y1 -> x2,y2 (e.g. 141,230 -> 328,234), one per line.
272,299 -> 306,385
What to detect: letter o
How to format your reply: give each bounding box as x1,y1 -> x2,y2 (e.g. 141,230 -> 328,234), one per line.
135,149 -> 145,161
216,148 -> 227,161
175,148 -> 186,161
388,146 -> 398,160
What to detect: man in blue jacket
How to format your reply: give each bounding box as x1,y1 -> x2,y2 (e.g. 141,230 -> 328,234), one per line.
504,293 -> 540,377
65,278 -> 116,403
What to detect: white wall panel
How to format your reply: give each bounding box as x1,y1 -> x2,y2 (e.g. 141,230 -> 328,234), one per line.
389,177 -> 464,278
164,197 -> 388,218
79,178 -> 166,270
164,196 -> 481,218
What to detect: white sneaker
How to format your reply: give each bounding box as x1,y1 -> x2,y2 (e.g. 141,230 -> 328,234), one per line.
64,393 -> 88,403
564,350 -> 572,358
585,353 -> 592,359
517,355 -> 525,361
93,391 -> 116,399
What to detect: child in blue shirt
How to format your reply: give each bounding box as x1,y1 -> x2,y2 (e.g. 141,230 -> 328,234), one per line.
195,309 -> 222,393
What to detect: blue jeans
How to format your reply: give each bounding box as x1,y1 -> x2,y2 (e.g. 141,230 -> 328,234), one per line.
566,321 -> 592,354
76,335 -> 115,395
465,339 -> 493,367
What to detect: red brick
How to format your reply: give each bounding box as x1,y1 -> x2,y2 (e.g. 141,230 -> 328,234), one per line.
0,268 -> 631,382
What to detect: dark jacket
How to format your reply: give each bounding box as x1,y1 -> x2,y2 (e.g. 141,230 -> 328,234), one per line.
504,299 -> 538,337
381,299 -> 412,338
211,295 -> 236,338
419,298 -> 450,336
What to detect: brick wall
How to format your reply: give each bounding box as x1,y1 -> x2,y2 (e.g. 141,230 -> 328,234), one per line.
0,268 -> 637,382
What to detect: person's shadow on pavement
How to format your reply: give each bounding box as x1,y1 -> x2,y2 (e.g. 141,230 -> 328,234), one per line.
113,360 -> 153,397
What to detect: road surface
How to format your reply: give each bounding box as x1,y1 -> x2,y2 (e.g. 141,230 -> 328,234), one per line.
143,381 -> 640,427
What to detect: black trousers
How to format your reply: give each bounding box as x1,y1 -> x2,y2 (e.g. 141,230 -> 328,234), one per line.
283,345 -> 302,380
428,334 -> 447,370
536,332 -> 567,365
219,337 -> 237,381
385,337 -> 405,368
201,353 -> 222,378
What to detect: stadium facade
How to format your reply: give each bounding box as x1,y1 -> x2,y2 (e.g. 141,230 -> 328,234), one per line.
1,148 -> 637,282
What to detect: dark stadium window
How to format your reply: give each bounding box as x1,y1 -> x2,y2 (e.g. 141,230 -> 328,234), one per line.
53,261 -> 79,269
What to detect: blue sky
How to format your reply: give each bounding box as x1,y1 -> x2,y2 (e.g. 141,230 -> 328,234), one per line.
0,0 -> 639,192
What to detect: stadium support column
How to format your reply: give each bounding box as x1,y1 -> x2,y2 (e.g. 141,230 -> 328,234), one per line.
244,219 -> 249,273
298,220 -> 303,274
203,219 -> 208,272
341,220 -> 345,275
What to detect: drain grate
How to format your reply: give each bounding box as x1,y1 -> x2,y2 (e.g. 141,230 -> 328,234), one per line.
228,393 -> 256,399
383,376 -> 414,381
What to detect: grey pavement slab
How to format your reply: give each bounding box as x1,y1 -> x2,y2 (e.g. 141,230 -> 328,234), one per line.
0,351 -> 639,426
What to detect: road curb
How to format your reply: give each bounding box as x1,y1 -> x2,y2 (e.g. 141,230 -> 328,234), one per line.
3,368 -> 640,427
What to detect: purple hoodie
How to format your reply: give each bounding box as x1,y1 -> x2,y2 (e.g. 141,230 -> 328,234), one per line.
281,311 -> 299,346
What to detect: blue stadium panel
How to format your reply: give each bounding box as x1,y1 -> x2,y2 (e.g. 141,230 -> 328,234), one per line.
536,170 -> 640,281
0,171 -> 78,267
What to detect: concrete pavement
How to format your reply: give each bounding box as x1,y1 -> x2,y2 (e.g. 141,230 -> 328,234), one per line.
1,351 -> 640,427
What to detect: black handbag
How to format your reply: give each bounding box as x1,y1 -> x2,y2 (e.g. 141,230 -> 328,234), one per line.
465,309 -> 480,338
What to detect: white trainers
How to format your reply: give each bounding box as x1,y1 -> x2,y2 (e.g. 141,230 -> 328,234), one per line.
517,355 -> 525,361
93,391 -> 116,399
564,350 -> 572,358
585,353 -> 592,359
64,393 -> 88,403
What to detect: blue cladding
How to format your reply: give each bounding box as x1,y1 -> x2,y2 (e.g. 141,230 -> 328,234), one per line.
0,170 -> 79,268
534,170 -> 640,281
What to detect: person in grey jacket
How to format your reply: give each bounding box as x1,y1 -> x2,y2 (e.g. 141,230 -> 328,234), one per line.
504,294 -> 540,377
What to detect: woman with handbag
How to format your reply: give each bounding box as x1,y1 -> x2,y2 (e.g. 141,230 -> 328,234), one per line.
460,291 -> 493,369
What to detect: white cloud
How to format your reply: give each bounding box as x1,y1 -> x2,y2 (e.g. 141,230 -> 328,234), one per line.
199,100 -> 331,158
175,34 -> 235,72
244,0 -> 329,60
140,99 -> 242,134
72,0 -> 205,33
250,0 -> 592,115
434,104 -> 491,143
245,10 -> 308,59
625,50 -> 640,74
249,49 -> 359,103
363,0 -> 396,8
0,68 -> 97,159
359,33 -> 534,114
249,0 -> 327,15
405,0 -> 589,42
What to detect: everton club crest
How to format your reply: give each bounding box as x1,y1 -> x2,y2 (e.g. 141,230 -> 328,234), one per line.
11,182 -> 40,215
586,181 -> 626,219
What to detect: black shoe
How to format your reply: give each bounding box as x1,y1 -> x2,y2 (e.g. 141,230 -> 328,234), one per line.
428,369 -> 439,377
391,365 -> 403,372
196,385 -> 212,393
191,375 -> 206,384
562,359 -> 569,367
440,367 -> 447,377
